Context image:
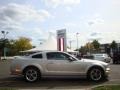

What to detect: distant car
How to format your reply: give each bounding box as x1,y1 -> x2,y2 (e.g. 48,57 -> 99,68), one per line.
92,54 -> 112,63
82,55 -> 94,59
10,51 -> 110,82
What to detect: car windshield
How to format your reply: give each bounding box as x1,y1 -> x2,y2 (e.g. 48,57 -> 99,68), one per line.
69,54 -> 80,61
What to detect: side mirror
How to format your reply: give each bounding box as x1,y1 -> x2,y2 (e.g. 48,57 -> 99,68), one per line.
77,56 -> 81,60
68,57 -> 75,62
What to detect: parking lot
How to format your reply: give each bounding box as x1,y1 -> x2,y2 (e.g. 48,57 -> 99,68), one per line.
0,59 -> 120,89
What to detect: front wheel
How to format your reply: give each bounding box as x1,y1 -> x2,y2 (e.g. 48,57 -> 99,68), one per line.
87,67 -> 104,81
24,68 -> 40,82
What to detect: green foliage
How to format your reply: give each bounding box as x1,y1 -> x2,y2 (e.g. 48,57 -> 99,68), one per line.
79,46 -> 87,54
79,40 -> 100,54
14,37 -> 32,50
0,39 -> 4,49
79,42 -> 94,54
85,42 -> 94,51
0,37 -> 32,56
110,40 -> 117,49
12,37 -> 32,55
92,40 -> 100,51
92,85 -> 120,90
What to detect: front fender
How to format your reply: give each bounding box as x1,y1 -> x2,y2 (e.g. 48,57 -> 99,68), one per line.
85,63 -> 106,74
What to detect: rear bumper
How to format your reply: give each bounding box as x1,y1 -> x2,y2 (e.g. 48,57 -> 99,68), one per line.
10,69 -> 22,75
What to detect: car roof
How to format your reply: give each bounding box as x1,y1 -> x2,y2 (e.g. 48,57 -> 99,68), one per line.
29,50 -> 67,56
41,50 -> 65,53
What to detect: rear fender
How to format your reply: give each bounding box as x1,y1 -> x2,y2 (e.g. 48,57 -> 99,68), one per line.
22,64 -> 43,75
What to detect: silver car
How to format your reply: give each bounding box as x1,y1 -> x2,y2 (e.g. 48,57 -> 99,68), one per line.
10,51 -> 110,82
92,54 -> 112,63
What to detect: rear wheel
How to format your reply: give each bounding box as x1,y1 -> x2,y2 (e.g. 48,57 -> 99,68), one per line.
24,67 -> 40,82
87,67 -> 104,81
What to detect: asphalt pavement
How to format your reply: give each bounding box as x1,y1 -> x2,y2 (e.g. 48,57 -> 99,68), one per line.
0,59 -> 120,89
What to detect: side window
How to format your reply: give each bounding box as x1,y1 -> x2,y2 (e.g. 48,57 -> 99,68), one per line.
47,52 -> 70,60
32,54 -> 43,59
47,53 -> 55,60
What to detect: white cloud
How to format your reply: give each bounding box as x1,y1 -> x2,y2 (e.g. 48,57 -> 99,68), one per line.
6,27 -> 47,45
64,12 -> 120,48
0,3 -> 52,46
43,0 -> 80,8
0,3 -> 51,31
87,14 -> 104,27
65,22 -> 77,27
86,16 -> 120,44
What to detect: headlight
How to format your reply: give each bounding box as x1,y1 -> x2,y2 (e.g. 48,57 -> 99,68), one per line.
105,65 -> 110,73
103,63 -> 110,70
106,67 -> 110,71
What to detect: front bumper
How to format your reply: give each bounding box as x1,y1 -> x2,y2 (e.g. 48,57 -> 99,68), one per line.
105,67 -> 110,77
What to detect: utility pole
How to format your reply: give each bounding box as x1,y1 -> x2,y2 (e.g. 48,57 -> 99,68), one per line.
69,40 -> 74,49
76,33 -> 79,50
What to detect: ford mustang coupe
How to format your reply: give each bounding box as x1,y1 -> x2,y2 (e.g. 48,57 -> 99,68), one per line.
10,51 -> 110,82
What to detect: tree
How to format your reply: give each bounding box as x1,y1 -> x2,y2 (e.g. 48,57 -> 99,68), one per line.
79,43 -> 94,55
85,42 -> 94,50
6,40 -> 16,56
0,37 -> 33,56
85,42 -> 94,53
0,39 -> 4,49
0,39 -> 4,58
110,40 -> 117,50
110,40 -> 118,53
13,37 -> 32,55
0,38 -> 11,56
79,46 -> 87,55
92,40 -> 100,51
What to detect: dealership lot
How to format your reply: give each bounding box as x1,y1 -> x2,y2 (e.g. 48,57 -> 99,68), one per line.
0,59 -> 120,89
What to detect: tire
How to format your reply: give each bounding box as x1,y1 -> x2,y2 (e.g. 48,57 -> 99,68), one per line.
87,67 -> 104,82
24,67 -> 41,82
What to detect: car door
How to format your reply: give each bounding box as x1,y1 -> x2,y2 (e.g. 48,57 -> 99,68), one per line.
45,52 -> 85,75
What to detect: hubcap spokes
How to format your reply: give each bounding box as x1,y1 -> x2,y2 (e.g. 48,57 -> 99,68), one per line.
26,69 -> 37,81
91,69 -> 101,81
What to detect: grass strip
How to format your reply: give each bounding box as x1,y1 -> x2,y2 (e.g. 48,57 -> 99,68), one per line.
92,85 -> 120,90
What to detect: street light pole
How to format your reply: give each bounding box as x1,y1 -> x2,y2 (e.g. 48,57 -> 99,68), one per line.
1,31 -> 9,60
69,40 -> 74,49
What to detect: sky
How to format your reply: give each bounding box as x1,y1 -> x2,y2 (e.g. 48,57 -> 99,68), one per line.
0,0 -> 120,49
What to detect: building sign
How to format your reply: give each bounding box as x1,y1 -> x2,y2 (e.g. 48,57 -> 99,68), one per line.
57,29 -> 67,52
